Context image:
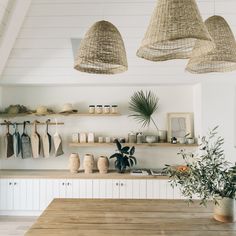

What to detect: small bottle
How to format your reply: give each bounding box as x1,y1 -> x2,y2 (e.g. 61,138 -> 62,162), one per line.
111,105 -> 118,114
89,105 -> 95,114
96,105 -> 103,114
103,105 -> 110,114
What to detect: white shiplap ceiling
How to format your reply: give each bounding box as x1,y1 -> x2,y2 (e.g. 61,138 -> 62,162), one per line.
1,0 -> 236,86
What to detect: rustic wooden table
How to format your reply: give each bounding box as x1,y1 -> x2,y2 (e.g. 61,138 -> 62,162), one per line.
25,199 -> 236,236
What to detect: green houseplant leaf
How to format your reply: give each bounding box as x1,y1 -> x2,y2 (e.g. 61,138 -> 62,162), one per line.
129,90 -> 159,131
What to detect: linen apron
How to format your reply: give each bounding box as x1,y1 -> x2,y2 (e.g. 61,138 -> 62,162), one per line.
21,121 -> 32,159
42,121 -> 51,158
5,123 -> 14,158
31,122 -> 41,158
13,123 -> 21,157
54,119 -> 64,157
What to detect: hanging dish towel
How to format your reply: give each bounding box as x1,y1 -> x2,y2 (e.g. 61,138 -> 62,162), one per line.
31,121 -> 41,158
21,121 -> 32,159
13,123 -> 21,157
42,120 -> 52,158
5,122 -> 14,158
54,119 -> 64,157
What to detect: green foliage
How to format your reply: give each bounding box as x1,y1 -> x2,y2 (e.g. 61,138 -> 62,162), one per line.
110,139 -> 137,173
129,90 -> 159,130
164,126 -> 236,206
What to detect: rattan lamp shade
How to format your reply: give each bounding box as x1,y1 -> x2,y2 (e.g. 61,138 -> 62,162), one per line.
137,0 -> 214,61
186,16 -> 236,73
74,20 -> 128,74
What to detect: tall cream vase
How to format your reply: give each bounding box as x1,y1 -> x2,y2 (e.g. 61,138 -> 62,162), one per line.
97,156 -> 109,174
83,154 -> 94,174
214,197 -> 235,223
69,153 -> 80,173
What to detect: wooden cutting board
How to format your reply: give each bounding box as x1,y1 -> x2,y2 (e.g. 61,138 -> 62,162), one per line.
25,199 -> 236,236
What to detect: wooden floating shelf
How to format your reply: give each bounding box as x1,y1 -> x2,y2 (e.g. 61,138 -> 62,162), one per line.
69,142 -> 198,147
0,113 -> 121,118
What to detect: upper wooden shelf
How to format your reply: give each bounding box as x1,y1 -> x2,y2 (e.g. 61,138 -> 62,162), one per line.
69,142 -> 198,147
0,113 -> 121,118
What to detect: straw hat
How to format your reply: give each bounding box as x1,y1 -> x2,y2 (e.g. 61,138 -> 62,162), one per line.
34,106 -> 54,116
59,103 -> 78,114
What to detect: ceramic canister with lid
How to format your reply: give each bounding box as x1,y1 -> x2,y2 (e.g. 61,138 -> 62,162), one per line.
83,154 -> 94,174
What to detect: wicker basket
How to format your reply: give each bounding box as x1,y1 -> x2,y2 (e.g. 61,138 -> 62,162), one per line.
74,20 -> 128,74
186,15 -> 236,73
137,0 -> 214,61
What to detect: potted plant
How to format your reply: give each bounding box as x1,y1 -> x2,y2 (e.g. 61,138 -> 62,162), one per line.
164,126 -> 236,223
109,139 -> 137,173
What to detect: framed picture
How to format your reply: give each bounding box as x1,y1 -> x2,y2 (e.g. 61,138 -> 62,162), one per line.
167,113 -> 194,142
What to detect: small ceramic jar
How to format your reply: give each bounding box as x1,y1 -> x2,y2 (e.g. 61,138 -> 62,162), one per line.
145,135 -> 156,143
97,156 -> 109,174
83,154 -> 94,174
72,133 -> 79,143
111,105 -> 118,114
103,105 -> 110,114
96,105 -> 103,114
137,132 -> 144,144
98,137 -> 104,143
158,130 -> 167,143
69,153 -> 80,173
105,137 -> 111,143
88,132 -> 95,143
89,105 -> 95,114
128,132 -> 136,143
79,132 -> 87,143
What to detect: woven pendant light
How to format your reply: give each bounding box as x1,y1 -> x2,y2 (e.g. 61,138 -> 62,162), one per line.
137,0 -> 214,61
186,16 -> 236,73
74,20 -> 128,74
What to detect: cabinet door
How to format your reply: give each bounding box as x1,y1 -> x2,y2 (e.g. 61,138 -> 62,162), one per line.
93,180 -> 113,199
0,179 -> 13,210
119,180 -> 133,199
39,179 -> 59,210
13,179 -> 40,211
112,180 -> 120,199
132,180 -> 146,199
147,180 -> 174,199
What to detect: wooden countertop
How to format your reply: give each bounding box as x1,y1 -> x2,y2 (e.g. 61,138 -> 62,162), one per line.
25,199 -> 235,236
0,170 -> 168,179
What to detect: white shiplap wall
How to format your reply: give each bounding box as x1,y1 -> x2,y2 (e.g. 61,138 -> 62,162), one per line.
1,0 -> 236,85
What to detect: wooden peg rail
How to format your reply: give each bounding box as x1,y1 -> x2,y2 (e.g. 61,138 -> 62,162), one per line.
0,121 -> 64,126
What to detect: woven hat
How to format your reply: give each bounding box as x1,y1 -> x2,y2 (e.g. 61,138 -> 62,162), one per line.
137,0 -> 214,61
34,106 -> 54,116
186,15 -> 236,73
74,20 -> 128,74
59,103 -> 77,114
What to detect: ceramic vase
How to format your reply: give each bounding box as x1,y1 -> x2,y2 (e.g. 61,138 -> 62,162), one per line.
97,156 -> 109,174
83,154 -> 94,174
69,153 -> 80,173
158,130 -> 167,143
214,197 -> 235,223
145,135 -> 156,143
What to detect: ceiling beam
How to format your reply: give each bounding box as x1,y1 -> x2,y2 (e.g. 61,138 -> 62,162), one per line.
0,0 -> 31,78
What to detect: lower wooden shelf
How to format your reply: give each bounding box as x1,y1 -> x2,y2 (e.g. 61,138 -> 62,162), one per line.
69,142 -> 198,147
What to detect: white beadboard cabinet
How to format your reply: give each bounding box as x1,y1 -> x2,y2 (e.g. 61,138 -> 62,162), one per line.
0,178 -> 40,211
39,179 -> 93,210
92,179 -> 146,199
0,176 -> 189,216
